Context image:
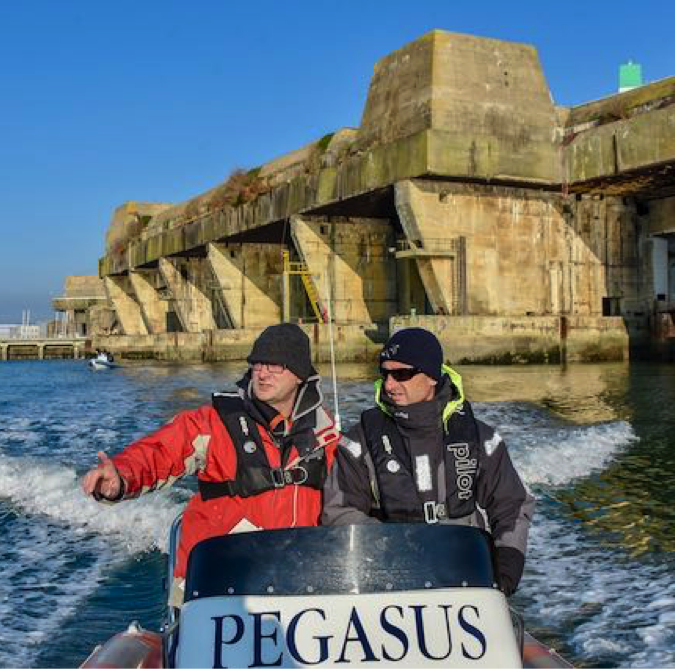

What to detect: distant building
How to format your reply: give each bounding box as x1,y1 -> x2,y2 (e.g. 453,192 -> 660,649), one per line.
52,276 -> 109,337
0,324 -> 41,339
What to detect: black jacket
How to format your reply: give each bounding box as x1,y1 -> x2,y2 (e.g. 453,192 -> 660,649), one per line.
321,365 -> 535,595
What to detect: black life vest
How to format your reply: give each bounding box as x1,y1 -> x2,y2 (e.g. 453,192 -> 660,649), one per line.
198,393 -> 328,501
360,400 -> 481,523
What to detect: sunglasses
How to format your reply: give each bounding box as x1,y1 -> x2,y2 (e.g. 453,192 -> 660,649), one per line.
251,362 -> 287,375
380,367 -> 423,382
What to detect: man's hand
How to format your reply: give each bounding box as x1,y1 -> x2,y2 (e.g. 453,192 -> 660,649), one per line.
496,546 -> 525,597
82,451 -> 123,501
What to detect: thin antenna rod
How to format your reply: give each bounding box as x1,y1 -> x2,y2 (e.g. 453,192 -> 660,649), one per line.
324,272 -> 341,432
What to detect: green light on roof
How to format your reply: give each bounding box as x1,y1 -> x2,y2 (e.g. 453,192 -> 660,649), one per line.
619,60 -> 643,91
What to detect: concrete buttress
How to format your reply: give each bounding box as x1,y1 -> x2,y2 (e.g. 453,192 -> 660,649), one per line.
158,257 -> 216,333
291,215 -> 397,325
395,180 -> 466,315
129,270 -> 168,334
207,242 -> 283,328
103,276 -> 149,335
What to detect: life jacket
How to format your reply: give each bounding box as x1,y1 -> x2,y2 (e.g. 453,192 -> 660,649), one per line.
360,399 -> 481,524
198,393 -> 328,501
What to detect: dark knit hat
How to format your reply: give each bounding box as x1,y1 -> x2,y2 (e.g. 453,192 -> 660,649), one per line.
247,323 -> 313,381
379,327 -> 444,381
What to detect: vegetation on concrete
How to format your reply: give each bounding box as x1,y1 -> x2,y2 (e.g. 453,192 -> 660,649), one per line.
109,213 -> 152,262
316,132 -> 335,153
455,347 -> 562,365
162,168 -> 273,229
207,169 -> 271,213
305,133 -> 336,173
183,197 -> 204,221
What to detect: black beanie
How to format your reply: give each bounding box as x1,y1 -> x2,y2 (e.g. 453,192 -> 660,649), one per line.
247,323 -> 313,381
379,327 -> 444,381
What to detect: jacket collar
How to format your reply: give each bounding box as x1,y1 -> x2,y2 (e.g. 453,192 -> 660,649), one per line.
236,371 -> 324,436
374,364 -> 465,426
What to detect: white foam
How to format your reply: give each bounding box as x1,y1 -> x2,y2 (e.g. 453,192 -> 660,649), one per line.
516,422 -> 636,486
520,511 -> 675,667
647,597 -> 675,610
0,454 -> 187,555
0,515 -> 108,668
474,402 -> 636,487
0,452 -> 189,667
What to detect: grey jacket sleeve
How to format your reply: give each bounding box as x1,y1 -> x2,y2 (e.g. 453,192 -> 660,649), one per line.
321,425 -> 380,526
474,420 -> 535,594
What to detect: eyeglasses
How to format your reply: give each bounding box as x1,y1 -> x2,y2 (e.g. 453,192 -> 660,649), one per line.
251,362 -> 287,375
380,367 -> 423,382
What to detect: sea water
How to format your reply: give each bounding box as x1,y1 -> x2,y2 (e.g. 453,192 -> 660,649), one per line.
0,359 -> 674,668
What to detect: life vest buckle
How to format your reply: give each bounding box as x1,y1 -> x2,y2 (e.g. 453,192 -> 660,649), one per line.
424,501 -> 447,524
290,466 -> 309,485
271,466 -> 310,488
271,468 -> 287,488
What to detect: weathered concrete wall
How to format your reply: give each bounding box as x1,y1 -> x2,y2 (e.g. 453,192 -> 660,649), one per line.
291,215 -> 397,324
104,276 -> 148,335
647,197 -> 675,235
564,196 -> 645,318
85,30 -> 675,364
207,242 -> 283,328
565,106 -> 675,184
396,179 -> 633,319
88,303 -> 118,336
106,201 -> 173,253
359,31 -> 561,183
1,339 -> 88,361
391,315 -> 628,363
52,275 -> 108,338
396,256 -> 428,317
98,32 -> 565,278
93,324 -> 384,363
158,257 -> 217,333
62,275 -> 106,299
565,315 -> 630,362
129,270 -> 168,334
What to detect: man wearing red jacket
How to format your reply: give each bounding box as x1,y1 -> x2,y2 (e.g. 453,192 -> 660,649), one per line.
82,323 -> 339,605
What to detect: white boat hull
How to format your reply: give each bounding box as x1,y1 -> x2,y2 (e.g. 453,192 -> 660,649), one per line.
88,358 -> 117,370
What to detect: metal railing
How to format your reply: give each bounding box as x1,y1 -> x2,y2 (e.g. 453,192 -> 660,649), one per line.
396,237 -> 464,254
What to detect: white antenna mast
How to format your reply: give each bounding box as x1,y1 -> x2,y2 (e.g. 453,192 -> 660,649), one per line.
324,272 -> 341,432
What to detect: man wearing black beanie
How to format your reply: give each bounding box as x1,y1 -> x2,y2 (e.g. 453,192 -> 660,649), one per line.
82,322 -> 339,607
323,327 -> 534,598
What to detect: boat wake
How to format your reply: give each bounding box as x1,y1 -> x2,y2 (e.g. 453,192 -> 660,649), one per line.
522,512 -> 675,667
0,393 -> 667,668
473,402 -> 675,667
474,401 -> 636,486
0,454 -> 187,668
0,455 -> 186,555
0,514 -> 108,668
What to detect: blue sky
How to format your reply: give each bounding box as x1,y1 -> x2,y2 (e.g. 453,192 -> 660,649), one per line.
1,0 -> 673,323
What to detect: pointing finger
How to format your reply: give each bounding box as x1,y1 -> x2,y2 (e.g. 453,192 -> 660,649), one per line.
97,451 -> 111,466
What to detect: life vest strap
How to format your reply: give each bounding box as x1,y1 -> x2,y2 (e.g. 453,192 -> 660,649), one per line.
198,465 -> 313,500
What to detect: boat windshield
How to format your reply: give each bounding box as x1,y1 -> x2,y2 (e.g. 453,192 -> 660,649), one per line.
184,524 -> 497,603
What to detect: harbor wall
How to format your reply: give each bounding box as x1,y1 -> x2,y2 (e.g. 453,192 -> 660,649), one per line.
94,324 -> 386,364
391,315 -> 628,364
